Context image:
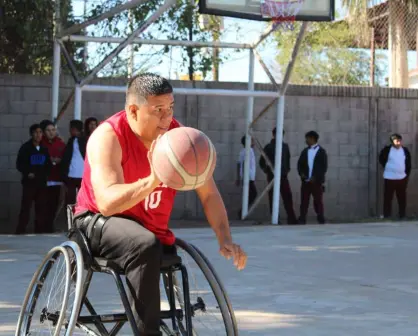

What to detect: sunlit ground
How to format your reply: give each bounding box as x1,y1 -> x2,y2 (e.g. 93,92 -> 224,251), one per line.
3,222 -> 418,335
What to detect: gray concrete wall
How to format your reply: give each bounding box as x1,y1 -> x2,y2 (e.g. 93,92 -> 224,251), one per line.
1,74 -> 418,233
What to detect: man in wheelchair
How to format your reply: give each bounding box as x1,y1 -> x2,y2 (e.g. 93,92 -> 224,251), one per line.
72,73 -> 247,335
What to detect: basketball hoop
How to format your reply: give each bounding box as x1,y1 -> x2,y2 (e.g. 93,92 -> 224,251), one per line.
260,0 -> 305,31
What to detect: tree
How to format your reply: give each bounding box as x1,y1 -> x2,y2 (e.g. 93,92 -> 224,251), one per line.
0,0 -> 85,75
86,0 -> 232,79
342,0 -> 418,88
273,21 -> 387,85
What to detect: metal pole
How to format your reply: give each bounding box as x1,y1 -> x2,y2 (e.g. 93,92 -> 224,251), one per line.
279,22 -> 308,96
74,85 -> 82,120
271,96 -> 285,225
241,49 -> 255,219
57,40 -> 80,83
253,48 -> 278,87
252,24 -> 276,49
79,0 -> 176,87
52,42 -> 61,123
63,35 -> 252,49
59,0 -> 148,37
82,85 -> 280,97
271,22 -> 308,225
52,0 -> 61,123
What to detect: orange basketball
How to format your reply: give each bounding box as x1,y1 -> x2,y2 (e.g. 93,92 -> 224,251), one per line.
151,127 -> 217,191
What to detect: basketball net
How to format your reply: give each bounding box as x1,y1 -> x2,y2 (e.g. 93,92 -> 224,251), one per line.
260,0 -> 304,31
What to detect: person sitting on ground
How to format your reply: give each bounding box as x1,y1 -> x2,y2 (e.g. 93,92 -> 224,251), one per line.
73,73 -> 247,335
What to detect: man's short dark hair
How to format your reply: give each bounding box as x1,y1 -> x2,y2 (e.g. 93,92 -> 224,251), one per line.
305,130 -> 319,141
390,133 -> 402,142
40,120 -> 54,132
69,119 -> 83,132
241,135 -> 246,146
126,72 -> 173,106
29,124 -> 41,136
40,119 -> 53,131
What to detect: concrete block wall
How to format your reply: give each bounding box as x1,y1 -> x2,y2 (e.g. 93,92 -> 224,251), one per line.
1,74 -> 418,233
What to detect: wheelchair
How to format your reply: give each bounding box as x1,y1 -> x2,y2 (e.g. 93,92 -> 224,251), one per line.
15,206 -> 239,335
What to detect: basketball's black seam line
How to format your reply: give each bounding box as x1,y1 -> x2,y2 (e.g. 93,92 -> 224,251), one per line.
183,128 -> 200,189
164,136 -> 186,187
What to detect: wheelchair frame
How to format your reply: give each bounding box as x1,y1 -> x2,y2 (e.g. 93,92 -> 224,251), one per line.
16,217 -> 239,335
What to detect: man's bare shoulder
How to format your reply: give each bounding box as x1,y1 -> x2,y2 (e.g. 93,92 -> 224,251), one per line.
87,122 -> 121,162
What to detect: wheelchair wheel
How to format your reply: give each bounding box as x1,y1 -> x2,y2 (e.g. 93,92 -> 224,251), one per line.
15,245 -> 72,336
15,242 -> 85,336
60,241 -> 86,335
162,238 -> 238,336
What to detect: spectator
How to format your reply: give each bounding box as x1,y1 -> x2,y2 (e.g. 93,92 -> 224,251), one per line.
379,133 -> 411,219
61,120 -> 86,205
297,131 -> 327,224
259,128 -> 297,224
84,117 -> 98,138
236,136 -> 257,216
15,124 -> 51,234
41,121 -> 66,233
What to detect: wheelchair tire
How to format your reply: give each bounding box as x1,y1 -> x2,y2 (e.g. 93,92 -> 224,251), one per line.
60,240 -> 86,335
15,245 -> 72,336
174,238 -> 238,336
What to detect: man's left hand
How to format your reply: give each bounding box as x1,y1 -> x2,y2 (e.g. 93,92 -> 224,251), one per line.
219,241 -> 247,271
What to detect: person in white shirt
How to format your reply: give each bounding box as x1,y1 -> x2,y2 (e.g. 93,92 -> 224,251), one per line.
236,136 -> 258,217
297,131 -> 328,224
61,120 -> 87,205
379,133 -> 411,219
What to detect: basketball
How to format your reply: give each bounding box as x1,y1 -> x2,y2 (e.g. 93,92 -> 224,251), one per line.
151,127 -> 217,191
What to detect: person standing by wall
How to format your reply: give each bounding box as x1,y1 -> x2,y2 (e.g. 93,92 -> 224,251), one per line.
236,135 -> 258,217
84,117 -> 98,139
379,133 -> 411,220
61,120 -> 87,205
297,131 -> 328,224
259,128 -> 297,224
15,124 -> 51,234
41,121 -> 66,233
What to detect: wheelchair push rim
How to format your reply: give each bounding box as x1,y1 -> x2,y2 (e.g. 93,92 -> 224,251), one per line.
15,245 -> 72,336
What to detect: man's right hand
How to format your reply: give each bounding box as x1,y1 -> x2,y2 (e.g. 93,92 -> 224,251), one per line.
147,136 -> 162,188
28,173 -> 35,179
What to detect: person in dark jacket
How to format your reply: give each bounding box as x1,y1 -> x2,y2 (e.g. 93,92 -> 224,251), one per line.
259,128 -> 297,224
61,120 -> 87,205
15,124 -> 51,234
41,121 -> 66,233
379,133 -> 411,219
297,131 -> 327,224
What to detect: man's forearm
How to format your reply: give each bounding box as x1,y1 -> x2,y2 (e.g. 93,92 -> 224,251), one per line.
97,176 -> 159,216
201,192 -> 232,245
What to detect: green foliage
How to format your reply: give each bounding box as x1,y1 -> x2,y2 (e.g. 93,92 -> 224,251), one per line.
88,0 -> 226,78
274,21 -> 387,85
0,0 -> 85,75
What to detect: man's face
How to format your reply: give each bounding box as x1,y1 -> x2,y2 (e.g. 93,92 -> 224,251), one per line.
44,124 -> 56,141
393,138 -> 402,148
127,93 -> 174,145
305,136 -> 314,146
88,120 -> 98,133
70,127 -> 80,137
32,128 -> 43,143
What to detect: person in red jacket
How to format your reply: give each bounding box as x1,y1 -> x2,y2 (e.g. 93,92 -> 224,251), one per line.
41,121 -> 66,233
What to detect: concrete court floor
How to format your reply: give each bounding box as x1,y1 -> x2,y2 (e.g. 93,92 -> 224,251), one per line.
2,222 -> 418,335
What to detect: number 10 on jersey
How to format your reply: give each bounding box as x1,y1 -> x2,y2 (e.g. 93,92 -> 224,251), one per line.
144,190 -> 162,210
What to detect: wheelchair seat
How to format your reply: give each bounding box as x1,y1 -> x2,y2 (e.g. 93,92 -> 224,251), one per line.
93,254 -> 182,275
68,223 -> 183,274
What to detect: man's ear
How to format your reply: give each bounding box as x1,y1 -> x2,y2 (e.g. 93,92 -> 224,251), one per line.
126,104 -> 138,120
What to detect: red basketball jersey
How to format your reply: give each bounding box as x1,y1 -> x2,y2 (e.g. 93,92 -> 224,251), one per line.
75,110 -> 180,245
